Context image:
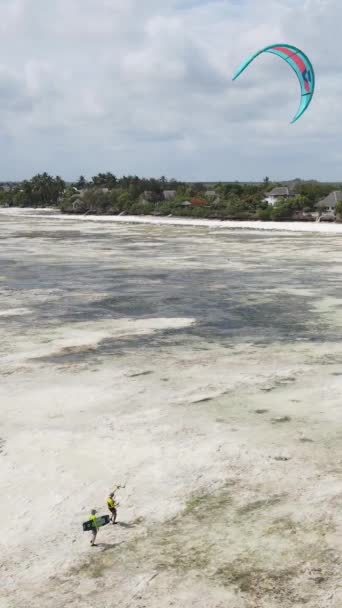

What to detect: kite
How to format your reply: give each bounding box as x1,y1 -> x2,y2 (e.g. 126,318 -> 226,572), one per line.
232,44 -> 315,123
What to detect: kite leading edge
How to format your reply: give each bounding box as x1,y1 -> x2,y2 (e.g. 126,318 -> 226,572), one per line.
232,44 -> 315,123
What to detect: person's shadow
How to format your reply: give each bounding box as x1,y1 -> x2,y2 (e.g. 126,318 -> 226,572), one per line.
97,541 -> 124,552
115,521 -> 137,529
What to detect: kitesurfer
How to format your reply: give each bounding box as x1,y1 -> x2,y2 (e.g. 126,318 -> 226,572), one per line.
89,509 -> 98,546
107,490 -> 119,524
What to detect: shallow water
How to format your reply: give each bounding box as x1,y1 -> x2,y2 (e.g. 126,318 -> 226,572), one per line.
1,213 -> 342,359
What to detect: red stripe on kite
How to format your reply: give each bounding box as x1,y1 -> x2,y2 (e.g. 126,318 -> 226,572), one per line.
273,46 -> 307,73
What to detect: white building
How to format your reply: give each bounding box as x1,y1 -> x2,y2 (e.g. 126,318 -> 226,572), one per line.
264,187 -> 290,206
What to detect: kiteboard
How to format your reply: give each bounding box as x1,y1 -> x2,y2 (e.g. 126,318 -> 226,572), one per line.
82,515 -> 110,531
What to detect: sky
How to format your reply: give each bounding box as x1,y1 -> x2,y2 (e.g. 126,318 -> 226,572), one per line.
0,0 -> 341,182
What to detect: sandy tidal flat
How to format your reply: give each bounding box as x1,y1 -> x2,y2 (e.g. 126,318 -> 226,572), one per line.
1,210 -> 342,608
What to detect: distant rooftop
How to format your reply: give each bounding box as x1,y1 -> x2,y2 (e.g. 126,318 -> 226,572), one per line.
163,190 -> 177,200
267,187 -> 289,197
317,191 -> 342,209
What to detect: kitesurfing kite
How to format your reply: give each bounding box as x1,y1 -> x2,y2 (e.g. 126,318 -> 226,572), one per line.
232,44 -> 315,123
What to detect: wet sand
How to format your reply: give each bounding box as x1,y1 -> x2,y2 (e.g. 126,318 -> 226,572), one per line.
1,210 -> 342,607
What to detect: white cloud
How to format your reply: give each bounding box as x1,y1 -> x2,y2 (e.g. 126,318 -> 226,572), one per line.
0,0 -> 341,180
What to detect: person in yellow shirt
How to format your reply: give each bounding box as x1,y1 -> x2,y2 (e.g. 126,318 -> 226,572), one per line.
107,487 -> 120,524
89,509 -> 98,546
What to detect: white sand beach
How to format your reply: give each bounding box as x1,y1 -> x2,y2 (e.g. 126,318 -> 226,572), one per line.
1,209 -> 342,608
2,207 -> 342,234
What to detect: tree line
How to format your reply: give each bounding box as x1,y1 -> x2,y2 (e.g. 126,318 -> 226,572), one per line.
0,172 -> 341,221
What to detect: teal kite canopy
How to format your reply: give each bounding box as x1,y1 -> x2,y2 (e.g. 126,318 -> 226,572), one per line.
232,44 -> 315,123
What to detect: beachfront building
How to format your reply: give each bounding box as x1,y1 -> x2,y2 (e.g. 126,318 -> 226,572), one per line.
190,197 -> 207,206
163,190 -> 177,201
316,191 -> 342,221
73,187 -> 110,198
316,191 -> 342,214
142,191 -> 154,202
141,191 -> 162,204
205,190 -> 221,204
264,187 -> 290,206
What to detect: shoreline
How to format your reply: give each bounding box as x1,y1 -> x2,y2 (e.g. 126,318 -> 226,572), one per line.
1,207 -> 342,233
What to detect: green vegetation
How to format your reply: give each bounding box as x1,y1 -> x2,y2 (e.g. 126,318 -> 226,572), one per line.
1,173 -> 341,222
212,561 -> 298,599
184,489 -> 232,521
0,173 -> 65,208
336,199 -> 342,222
